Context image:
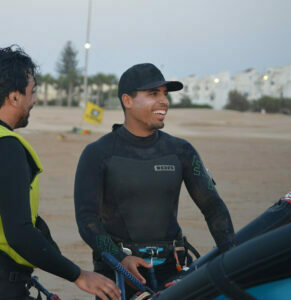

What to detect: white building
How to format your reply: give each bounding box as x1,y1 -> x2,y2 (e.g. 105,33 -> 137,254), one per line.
171,63 -> 291,109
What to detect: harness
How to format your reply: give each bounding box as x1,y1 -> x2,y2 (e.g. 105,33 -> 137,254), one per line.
115,236 -> 200,267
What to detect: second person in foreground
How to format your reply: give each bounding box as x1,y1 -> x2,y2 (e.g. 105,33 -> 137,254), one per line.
74,63 -> 236,298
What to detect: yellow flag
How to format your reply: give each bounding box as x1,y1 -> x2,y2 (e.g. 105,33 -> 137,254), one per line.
82,102 -> 104,124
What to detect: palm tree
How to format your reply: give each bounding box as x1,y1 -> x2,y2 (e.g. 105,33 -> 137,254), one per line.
41,74 -> 55,106
92,73 -> 107,106
105,74 -> 118,108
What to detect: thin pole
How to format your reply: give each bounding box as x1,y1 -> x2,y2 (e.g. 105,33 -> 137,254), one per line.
83,0 -> 92,107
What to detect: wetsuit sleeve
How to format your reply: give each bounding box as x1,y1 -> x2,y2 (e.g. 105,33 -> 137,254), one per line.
0,137 -> 80,281
181,142 -> 236,252
74,144 -> 127,262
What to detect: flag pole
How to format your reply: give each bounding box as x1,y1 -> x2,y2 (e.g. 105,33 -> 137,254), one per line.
83,0 -> 92,108
79,0 -> 92,129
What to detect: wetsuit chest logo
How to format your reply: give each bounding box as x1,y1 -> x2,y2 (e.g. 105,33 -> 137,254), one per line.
154,165 -> 175,172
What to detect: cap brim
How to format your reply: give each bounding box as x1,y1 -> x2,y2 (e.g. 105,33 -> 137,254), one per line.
136,80 -> 183,92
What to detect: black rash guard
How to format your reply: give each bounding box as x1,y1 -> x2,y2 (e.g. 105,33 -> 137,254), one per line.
75,125 -> 236,262
0,120 -> 80,281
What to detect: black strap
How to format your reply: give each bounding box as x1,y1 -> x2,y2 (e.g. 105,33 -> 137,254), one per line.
0,270 -> 31,282
207,254 -> 256,300
183,236 -> 200,259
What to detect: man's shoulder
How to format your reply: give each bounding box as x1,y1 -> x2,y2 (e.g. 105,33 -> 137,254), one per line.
159,131 -> 196,157
0,135 -> 26,153
159,130 -> 192,147
0,136 -> 28,168
92,131 -> 115,145
82,131 -> 115,156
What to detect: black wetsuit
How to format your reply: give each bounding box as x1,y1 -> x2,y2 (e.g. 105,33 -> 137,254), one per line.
74,125 -> 236,294
0,120 -> 80,299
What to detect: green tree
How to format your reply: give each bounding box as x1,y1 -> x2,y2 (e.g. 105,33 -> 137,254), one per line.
91,73 -> 107,106
56,41 -> 80,106
224,90 -> 250,112
87,73 -> 119,108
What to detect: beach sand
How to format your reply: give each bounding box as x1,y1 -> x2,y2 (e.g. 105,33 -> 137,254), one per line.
17,107 -> 291,299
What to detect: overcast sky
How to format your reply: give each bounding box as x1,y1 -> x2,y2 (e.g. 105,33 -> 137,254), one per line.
1,0 -> 291,79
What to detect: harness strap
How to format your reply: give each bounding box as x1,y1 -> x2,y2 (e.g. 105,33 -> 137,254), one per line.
114,234 -> 201,257
119,241 -> 175,259
0,270 -> 31,282
183,236 -> 200,259
207,254 -> 256,300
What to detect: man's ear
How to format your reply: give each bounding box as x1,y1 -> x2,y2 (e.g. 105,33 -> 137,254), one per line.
122,94 -> 133,109
7,91 -> 19,107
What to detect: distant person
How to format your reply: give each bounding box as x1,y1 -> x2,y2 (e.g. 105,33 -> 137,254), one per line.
0,46 -> 121,300
74,63 -> 236,298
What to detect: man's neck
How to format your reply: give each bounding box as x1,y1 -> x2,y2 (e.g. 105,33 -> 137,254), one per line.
0,119 -> 13,131
123,122 -> 155,137
0,115 -> 14,130
0,105 -> 17,129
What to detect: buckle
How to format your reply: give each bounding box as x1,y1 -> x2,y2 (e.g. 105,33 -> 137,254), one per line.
139,247 -> 164,257
120,243 -> 132,256
9,272 -> 20,282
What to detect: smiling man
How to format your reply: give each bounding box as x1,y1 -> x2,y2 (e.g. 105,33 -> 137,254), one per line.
0,46 -> 121,300
74,63 -> 236,298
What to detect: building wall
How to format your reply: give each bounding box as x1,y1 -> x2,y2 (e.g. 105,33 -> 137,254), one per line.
171,63 -> 291,110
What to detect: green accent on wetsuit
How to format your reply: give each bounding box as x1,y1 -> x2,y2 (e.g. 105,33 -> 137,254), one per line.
192,154 -> 215,191
0,125 -> 43,268
96,235 -> 120,259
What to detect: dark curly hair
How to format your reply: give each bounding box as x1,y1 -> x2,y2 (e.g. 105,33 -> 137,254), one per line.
0,45 -> 38,107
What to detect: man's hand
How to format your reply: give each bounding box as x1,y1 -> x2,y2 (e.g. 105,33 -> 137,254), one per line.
74,270 -> 121,300
121,256 -> 152,284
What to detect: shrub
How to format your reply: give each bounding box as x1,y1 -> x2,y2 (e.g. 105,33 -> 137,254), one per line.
224,90 -> 250,111
251,96 -> 291,113
171,95 -> 212,109
48,99 -> 58,106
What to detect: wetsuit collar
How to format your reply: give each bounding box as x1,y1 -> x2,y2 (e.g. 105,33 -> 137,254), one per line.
117,125 -> 159,147
0,120 -> 13,131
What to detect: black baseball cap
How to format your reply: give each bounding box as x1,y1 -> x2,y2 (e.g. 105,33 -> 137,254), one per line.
118,63 -> 183,99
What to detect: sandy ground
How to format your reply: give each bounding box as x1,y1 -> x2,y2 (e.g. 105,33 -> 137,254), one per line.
16,107 -> 291,299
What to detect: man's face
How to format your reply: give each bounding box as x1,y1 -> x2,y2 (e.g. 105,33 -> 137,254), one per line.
15,75 -> 37,129
129,85 -> 169,133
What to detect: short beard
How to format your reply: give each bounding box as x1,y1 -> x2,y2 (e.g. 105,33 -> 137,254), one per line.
151,121 -> 165,131
15,114 -> 29,129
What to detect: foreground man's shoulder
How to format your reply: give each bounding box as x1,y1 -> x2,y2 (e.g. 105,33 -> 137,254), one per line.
0,136 -> 27,155
159,131 -> 198,158
95,131 -> 115,145
159,130 -> 192,146
83,131 -> 115,155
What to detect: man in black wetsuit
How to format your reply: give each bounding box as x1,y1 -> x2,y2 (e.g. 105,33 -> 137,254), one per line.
74,63 -> 236,297
0,46 -> 121,300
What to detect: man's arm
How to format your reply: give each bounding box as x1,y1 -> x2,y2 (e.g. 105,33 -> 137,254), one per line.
0,137 -> 80,280
181,142 -> 236,252
0,137 -> 121,300
74,143 -> 126,262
